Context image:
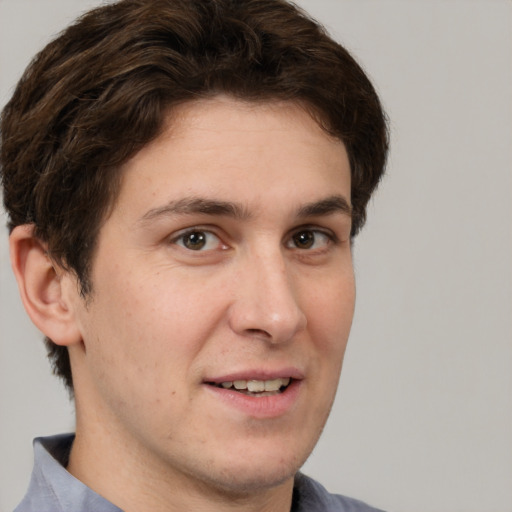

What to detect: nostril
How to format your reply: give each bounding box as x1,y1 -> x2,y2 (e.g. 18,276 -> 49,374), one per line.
245,328 -> 271,338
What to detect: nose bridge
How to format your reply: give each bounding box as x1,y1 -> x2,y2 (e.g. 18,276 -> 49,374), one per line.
229,244 -> 307,343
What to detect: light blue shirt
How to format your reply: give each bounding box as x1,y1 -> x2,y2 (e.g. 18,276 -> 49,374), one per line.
15,434 -> 384,512
15,435 -> 121,512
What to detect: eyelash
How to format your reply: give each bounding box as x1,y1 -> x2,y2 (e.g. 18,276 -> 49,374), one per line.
171,228 -> 226,252
286,227 -> 338,251
170,226 -> 338,253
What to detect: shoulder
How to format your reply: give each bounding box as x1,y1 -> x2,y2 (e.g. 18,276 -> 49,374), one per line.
293,473 -> 385,512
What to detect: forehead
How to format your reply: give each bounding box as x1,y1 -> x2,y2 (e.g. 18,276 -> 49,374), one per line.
164,96 -> 333,139
108,96 -> 350,222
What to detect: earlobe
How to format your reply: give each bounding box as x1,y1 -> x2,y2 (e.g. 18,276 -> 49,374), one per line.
9,224 -> 83,347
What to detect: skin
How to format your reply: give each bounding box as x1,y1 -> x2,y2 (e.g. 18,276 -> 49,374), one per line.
12,97 -> 355,512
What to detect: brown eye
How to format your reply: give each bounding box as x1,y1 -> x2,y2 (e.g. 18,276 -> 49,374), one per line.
292,230 -> 315,249
182,231 -> 207,250
174,230 -> 223,251
287,229 -> 332,250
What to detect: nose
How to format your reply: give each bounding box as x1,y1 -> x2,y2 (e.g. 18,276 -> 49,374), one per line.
228,249 -> 307,344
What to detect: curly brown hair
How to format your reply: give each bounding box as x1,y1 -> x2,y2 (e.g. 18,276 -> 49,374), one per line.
1,0 -> 388,391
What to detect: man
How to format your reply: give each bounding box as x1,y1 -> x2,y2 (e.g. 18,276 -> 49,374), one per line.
1,0 -> 388,511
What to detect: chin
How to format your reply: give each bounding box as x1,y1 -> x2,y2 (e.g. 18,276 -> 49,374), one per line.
193,439 -> 309,496
199,462 -> 299,497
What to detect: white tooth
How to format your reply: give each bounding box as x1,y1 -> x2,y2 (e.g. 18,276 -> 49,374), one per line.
221,381 -> 233,389
234,380 -> 248,390
264,379 -> 283,392
282,377 -> 291,387
247,380 -> 265,392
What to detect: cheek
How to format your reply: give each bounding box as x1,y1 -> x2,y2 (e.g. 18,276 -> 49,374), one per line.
300,275 -> 354,437
306,270 -> 355,350
85,270 -> 227,373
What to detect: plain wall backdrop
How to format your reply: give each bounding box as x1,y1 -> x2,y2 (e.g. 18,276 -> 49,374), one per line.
1,1 -> 511,511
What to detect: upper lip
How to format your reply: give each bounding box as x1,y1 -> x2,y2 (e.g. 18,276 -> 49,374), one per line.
204,367 -> 305,384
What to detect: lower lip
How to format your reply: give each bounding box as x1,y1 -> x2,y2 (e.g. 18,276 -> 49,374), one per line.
203,380 -> 302,419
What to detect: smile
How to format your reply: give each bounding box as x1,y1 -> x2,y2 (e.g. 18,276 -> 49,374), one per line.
203,368 -> 303,417
210,377 -> 291,396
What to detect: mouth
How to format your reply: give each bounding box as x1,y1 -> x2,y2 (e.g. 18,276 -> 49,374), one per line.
207,377 -> 292,397
203,372 -> 302,417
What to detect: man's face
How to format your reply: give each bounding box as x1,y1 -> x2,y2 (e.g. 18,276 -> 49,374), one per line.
69,97 -> 355,495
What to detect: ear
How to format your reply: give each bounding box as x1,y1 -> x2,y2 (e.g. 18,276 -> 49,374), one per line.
9,224 -> 82,346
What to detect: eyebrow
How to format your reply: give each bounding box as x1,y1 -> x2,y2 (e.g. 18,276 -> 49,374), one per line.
139,197 -> 251,224
138,194 -> 352,224
296,195 -> 352,218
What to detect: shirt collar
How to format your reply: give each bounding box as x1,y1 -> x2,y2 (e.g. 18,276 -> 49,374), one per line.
15,434 -> 122,512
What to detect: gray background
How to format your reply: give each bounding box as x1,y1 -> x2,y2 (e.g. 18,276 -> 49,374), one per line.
1,1 -> 511,511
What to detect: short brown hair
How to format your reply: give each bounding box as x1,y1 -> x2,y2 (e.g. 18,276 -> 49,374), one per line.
1,0 -> 388,391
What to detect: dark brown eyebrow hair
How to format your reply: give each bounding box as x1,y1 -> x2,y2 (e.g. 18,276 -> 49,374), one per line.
296,195 -> 352,218
138,194 -> 351,224
139,197 -> 251,223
